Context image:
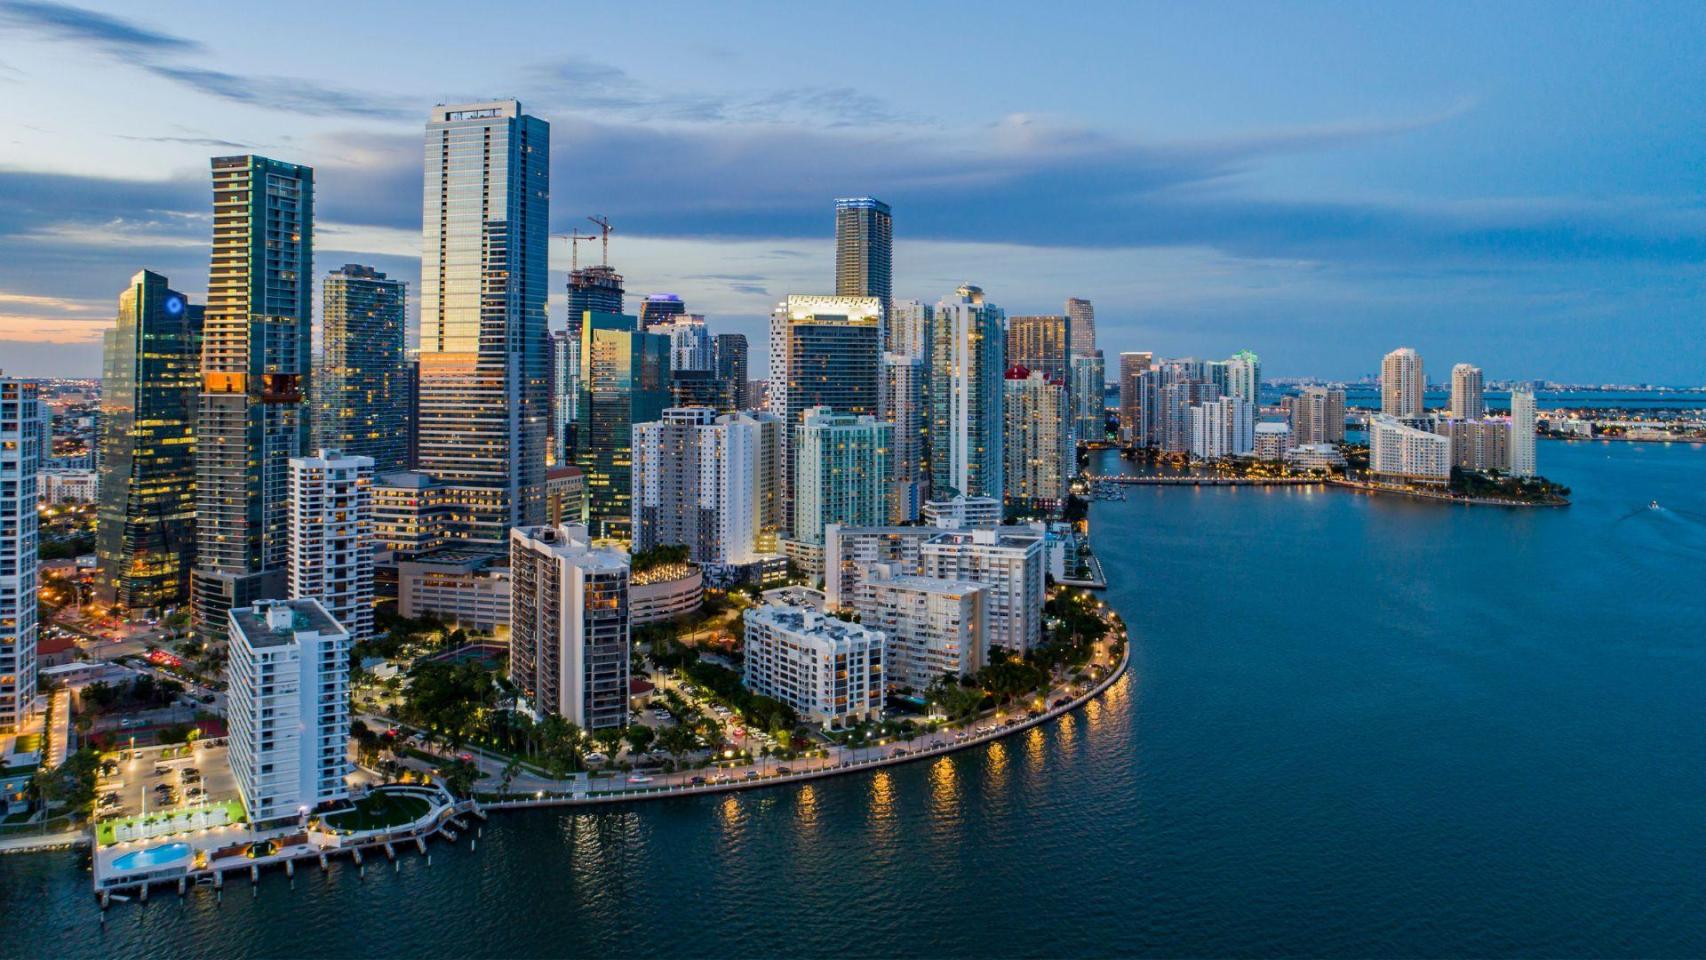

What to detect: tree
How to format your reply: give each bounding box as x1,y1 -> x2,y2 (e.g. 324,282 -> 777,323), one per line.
656,724 -> 699,767
622,724 -> 656,757
500,756 -> 522,797
439,758 -> 480,797
32,747 -> 99,815
399,660 -> 497,754
592,726 -> 624,761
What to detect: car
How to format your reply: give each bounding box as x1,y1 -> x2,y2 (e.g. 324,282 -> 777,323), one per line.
584,752 -> 608,765
185,787 -> 206,801
744,770 -> 759,780
627,775 -> 653,784
776,766 -> 793,775
892,748 -> 910,757
690,776 -> 706,785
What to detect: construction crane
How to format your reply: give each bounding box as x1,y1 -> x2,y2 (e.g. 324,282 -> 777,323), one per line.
560,229 -> 597,270
587,215 -> 614,266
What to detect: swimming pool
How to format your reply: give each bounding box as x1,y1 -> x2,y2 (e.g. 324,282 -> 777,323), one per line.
110,841 -> 193,873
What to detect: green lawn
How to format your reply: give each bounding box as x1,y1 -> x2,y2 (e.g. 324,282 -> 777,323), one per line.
319,792 -> 432,833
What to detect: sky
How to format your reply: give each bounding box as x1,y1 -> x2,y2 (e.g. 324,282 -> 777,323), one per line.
1,0 -> 1704,383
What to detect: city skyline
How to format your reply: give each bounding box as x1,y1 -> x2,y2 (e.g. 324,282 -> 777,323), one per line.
3,1 -> 1705,384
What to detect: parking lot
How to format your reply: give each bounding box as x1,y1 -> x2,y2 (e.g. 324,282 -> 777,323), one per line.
95,742 -> 239,822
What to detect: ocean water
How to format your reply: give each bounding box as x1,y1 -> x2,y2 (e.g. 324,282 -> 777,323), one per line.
3,439 -> 1703,958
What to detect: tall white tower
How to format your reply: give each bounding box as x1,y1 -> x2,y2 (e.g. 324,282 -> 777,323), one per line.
288,449 -> 375,645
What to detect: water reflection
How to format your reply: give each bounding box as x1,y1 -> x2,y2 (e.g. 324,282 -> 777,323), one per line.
928,755 -> 961,821
866,771 -> 896,849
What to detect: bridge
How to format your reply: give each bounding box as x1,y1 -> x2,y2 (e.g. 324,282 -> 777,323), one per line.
1085,475 -> 1326,487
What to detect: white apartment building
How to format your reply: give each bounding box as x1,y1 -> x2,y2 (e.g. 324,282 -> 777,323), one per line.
1510,388 -> 1537,478
39,468 -> 97,503
1381,347 -> 1425,418
1,377 -> 42,731
1003,367 -> 1073,505
742,603 -> 885,728
790,405 -> 890,556
226,599 -> 351,823
921,528 -> 1045,655
1369,415 -> 1452,484
922,494 -> 1002,529
855,571 -> 986,691
1189,396 -> 1255,460
288,449 -> 374,645
509,524 -> 630,730
880,353 -> 929,523
1287,442 -> 1347,472
1253,421 -> 1293,460
633,408 -> 782,566
1450,363 -> 1486,419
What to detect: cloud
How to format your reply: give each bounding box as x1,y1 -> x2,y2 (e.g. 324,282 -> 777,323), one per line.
0,0 -> 198,54
115,134 -> 253,149
0,1 -> 409,119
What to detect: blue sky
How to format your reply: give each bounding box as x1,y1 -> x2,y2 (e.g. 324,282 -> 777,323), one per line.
2,0 -> 1703,382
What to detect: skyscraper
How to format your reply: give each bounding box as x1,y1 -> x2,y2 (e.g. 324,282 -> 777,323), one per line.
1381,347 -> 1425,418
288,449 -> 374,645
1006,314 -> 1073,389
417,100 -> 550,546
1003,367 -> 1073,506
1065,297 -> 1096,357
192,155 -> 314,643
0,377 -> 41,731
1451,363 -> 1486,420
632,408 -> 779,565
657,314 -> 712,372
1117,351 -> 1153,446
1188,396 -> 1255,460
551,329 -> 577,462
509,524 -> 630,730
1225,349 -> 1261,403
314,265 -> 408,474
881,353 -> 929,523
1070,352 -> 1107,444
792,407 -> 891,548
97,270 -> 202,616
931,285 -> 1005,501
1287,386 -> 1347,445
1509,387 -> 1537,478
714,334 -> 749,409
888,299 -> 931,359
834,197 -> 892,308
639,293 -> 686,330
576,311 -> 670,543
568,264 -> 625,321
769,294 -> 883,521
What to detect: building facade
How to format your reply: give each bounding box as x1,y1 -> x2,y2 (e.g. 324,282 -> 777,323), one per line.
1369,415 -> 1451,484
834,197 -> 893,309
1188,396 -> 1255,460
1286,386 -> 1347,446
854,573 -> 986,692
1003,367 -> 1073,506
0,378 -> 41,731
226,599 -> 350,823
714,334 -> 749,410
287,450 -> 374,645
417,100 -> 550,546
880,353 -> 929,523
743,604 -> 885,728
931,285 -> 1005,500
1253,421 -> 1293,460
314,265 -> 408,474
1450,363 -> 1486,420
1065,297 -> 1096,358
576,311 -> 670,544
97,270 -> 202,616
633,408 -> 781,566
509,525 -> 630,730
1381,347 -> 1425,418
1006,315 -> 1072,389
791,407 -> 891,548
1070,352 -> 1106,444
192,155 -> 315,643
1510,388 -> 1538,478
1117,352 -> 1153,446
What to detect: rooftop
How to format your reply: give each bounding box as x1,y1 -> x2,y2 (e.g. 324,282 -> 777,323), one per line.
232,600 -> 344,648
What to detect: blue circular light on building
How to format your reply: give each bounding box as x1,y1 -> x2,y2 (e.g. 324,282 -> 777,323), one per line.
165,295 -> 185,316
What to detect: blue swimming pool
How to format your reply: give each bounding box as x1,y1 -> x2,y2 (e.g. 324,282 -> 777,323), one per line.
111,841 -> 193,872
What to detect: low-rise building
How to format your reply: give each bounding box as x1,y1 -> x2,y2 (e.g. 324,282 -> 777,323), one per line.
1286,443 -> 1346,472
854,571 -> 986,691
1369,415 -> 1452,484
397,550 -> 510,633
630,560 -> 704,625
742,603 -> 885,728
922,494 -> 1003,528
39,469 -> 97,503
1253,422 -> 1293,461
226,599 -> 350,824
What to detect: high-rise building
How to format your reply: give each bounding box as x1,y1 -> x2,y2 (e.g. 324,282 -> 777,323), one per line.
657,314 -> 713,372
1006,314 -> 1072,388
1225,350 -> 1261,403
669,369 -> 733,412
834,197 -> 893,309
743,603 -> 885,728
639,293 -> 686,330
417,100 -> 550,546
287,449 -> 374,646
1253,422 -> 1293,460
545,465 -> 586,528
1286,386 -> 1347,445
226,599 -> 350,823
931,285 -> 1005,500
314,265 -> 408,474
1065,297 -> 1096,357
97,270 -> 202,617
508,524 -> 630,730
1070,353 -> 1106,444
1003,367 -> 1073,506
192,155 -> 315,643
769,294 -> 883,518
880,353 -> 929,523
551,329 -> 577,462
568,265 -> 625,323
855,572 -> 987,692
1510,387 -> 1538,478
1433,418 -> 1511,472
575,312 -> 670,543
888,299 -> 931,359
1369,415 -> 1451,484
632,408 -> 781,566
919,527 -> 1045,655
0,377 -> 41,731
1188,396 -> 1255,460
1381,347 -> 1425,418
1450,363 -> 1486,420
1117,352 -> 1153,445
792,406 -> 891,547
714,334 -> 749,409
1160,378 -> 1219,454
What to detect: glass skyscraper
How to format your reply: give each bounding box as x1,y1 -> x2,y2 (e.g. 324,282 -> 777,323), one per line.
575,311 -> 670,544
314,264 -> 408,474
192,155 -> 314,643
931,284 -> 1006,501
98,270 -> 203,616
418,100 -> 551,546
835,197 -> 892,308
714,333 -> 749,409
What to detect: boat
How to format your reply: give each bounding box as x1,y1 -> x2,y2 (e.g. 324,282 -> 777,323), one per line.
1650,500 -> 1661,510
